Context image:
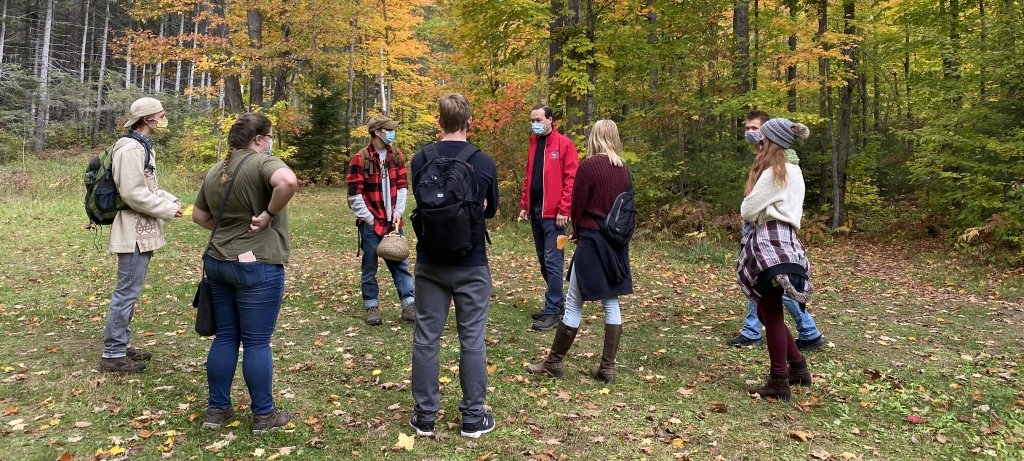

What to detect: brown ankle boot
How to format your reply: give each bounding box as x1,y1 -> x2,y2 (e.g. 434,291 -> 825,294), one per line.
526,322 -> 578,378
748,372 -> 791,400
788,357 -> 812,386
590,324 -> 622,384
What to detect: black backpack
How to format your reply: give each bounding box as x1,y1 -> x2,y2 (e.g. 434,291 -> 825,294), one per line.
600,169 -> 636,247
84,132 -> 152,226
410,143 -> 485,261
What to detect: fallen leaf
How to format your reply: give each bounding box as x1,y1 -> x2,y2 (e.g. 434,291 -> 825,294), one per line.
905,415 -> 927,425
811,448 -> 831,459
788,430 -> 813,442
57,452 -> 73,461
394,433 -> 415,451
936,434 -> 949,444
74,421 -> 91,428
2,406 -> 17,416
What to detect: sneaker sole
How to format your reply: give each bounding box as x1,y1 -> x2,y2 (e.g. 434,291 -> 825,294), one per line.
202,422 -> 226,430
797,341 -> 825,352
409,423 -> 434,437
460,425 -> 494,438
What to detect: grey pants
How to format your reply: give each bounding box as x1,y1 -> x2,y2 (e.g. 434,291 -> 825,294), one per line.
411,263 -> 491,424
101,246 -> 152,358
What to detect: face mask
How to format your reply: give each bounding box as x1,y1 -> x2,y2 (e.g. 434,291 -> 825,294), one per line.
147,116 -> 168,129
265,137 -> 274,155
531,122 -> 545,135
745,130 -> 761,145
383,130 -> 396,145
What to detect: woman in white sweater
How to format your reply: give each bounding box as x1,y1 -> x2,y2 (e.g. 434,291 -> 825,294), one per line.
736,117 -> 814,401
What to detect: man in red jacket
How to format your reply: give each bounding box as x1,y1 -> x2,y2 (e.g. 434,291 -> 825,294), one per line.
519,105 -> 579,331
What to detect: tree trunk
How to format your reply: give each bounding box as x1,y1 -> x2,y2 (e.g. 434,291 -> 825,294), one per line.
832,0 -> 855,228
564,0 -> 584,132
786,0 -> 798,112
124,31 -> 132,88
859,49 -> 868,150
903,26 -> 911,120
583,0 -> 596,129
346,26 -> 355,148
92,0 -> 109,145
270,24 -> 291,104
187,12 -> 199,104
0,0 -> 7,65
224,76 -> 244,114
979,0 -> 987,98
34,0 -> 54,152
733,0 -> 750,94
247,7 -> 264,108
752,0 -> 759,91
155,18 -> 165,93
817,0 -> 833,204
175,15 -> 184,94
647,6 -> 657,91
79,0 -> 90,82
549,0 -> 565,80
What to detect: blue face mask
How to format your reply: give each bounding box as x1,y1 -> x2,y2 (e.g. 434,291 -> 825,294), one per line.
531,122 -> 546,135
383,130 -> 396,145
745,130 -> 762,145
267,137 -> 274,155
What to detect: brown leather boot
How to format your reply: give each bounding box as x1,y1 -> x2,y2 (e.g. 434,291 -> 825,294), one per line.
526,322 -> 579,378
590,324 -> 622,384
747,372 -> 791,401
789,357 -> 812,386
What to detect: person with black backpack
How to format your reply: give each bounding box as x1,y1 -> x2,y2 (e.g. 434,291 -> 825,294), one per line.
527,119 -> 633,384
98,97 -> 183,373
408,93 -> 499,439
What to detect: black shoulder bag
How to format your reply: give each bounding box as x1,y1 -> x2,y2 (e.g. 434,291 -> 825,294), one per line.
193,153 -> 254,336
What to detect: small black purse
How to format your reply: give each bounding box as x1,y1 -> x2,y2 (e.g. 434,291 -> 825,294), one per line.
193,154 -> 253,337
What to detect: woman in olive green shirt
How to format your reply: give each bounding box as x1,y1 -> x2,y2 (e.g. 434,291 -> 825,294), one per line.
192,113 -> 298,434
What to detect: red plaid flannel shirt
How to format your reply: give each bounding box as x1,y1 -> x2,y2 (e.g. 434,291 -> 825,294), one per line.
346,142 -> 409,237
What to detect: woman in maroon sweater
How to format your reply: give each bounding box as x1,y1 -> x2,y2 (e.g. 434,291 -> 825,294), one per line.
527,120 -> 633,383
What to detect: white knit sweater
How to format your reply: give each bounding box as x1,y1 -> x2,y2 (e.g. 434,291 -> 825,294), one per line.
740,163 -> 804,230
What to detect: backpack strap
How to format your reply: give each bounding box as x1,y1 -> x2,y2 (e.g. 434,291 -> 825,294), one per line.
123,131 -> 153,172
357,147 -> 372,174
422,143 -> 439,162
454,144 -> 480,164
204,153 -> 255,255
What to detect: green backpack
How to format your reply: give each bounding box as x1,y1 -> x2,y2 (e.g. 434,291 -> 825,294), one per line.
84,133 -> 151,226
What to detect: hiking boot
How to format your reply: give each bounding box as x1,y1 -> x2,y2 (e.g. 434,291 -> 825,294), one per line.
252,409 -> 291,434
796,335 -> 826,352
460,413 -> 495,438
788,357 -> 813,386
747,372 -> 791,401
99,356 -> 145,373
409,414 -> 435,437
590,324 -> 622,384
126,347 -> 152,361
401,302 -> 416,323
526,322 -> 579,378
727,334 -> 762,348
202,406 -> 235,430
365,307 -> 382,326
531,314 -> 559,331
530,309 -> 546,320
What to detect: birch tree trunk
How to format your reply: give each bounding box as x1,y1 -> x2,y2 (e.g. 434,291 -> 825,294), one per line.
34,0 -> 54,152
79,0 -> 90,82
92,0 -> 109,145
0,0 -> 7,66
175,14 -> 184,94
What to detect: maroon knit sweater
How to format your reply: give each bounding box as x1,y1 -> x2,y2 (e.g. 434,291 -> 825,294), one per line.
570,156 -> 630,233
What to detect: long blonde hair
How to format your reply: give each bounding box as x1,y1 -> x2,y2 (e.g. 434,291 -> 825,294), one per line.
744,140 -> 788,196
586,119 -> 625,167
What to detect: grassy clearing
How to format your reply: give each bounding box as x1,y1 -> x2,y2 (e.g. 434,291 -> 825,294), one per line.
1,155 -> 1022,460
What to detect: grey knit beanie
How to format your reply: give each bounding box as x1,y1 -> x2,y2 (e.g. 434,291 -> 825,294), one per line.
761,118 -> 810,148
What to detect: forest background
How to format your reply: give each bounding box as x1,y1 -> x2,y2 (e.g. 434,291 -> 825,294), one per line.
0,0 -> 1022,261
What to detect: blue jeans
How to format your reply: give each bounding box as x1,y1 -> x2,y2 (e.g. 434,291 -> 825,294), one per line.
102,246 -> 152,358
204,255 -> 284,416
359,223 -> 414,309
561,263 -> 620,329
740,296 -> 821,341
530,212 -> 565,316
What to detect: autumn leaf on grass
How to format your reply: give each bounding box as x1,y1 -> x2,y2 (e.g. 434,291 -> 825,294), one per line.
394,433 -> 415,451
788,430 -> 813,442
439,376 -> 452,385
905,415 -> 928,424
57,452 -> 73,461
811,448 -> 831,459
2,406 -> 16,416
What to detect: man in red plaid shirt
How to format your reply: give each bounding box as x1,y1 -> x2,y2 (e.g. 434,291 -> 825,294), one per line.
347,116 -> 415,326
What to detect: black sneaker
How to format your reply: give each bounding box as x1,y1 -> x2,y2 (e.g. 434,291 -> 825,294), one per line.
99,356 -> 145,373
796,335 -> 827,351
460,413 -> 495,439
726,334 -> 762,348
409,414 -> 435,437
126,347 -> 152,361
531,314 -> 559,331
202,406 -> 235,430
530,310 -> 546,320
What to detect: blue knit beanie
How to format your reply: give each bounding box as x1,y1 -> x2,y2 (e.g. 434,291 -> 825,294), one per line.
761,118 -> 810,148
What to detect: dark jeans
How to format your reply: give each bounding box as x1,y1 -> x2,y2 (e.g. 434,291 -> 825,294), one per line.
756,286 -> 803,375
530,212 -> 565,315
204,255 -> 285,415
411,263 -> 491,424
359,223 -> 414,309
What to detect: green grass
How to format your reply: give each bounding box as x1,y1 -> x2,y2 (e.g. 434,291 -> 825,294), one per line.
1,155 -> 1022,460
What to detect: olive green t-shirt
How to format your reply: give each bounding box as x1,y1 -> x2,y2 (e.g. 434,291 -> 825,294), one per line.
195,150 -> 291,264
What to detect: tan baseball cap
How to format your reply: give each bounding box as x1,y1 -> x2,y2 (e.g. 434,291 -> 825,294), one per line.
367,116 -> 399,134
122,97 -> 165,128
